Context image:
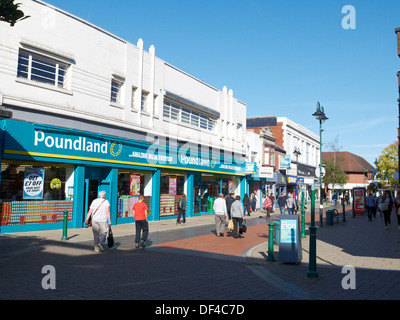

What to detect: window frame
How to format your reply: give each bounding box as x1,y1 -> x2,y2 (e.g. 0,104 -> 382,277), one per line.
17,49 -> 70,90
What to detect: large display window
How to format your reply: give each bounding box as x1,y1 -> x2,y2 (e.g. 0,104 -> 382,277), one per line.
0,160 -> 74,226
193,174 -> 240,214
117,170 -> 152,219
160,172 -> 185,217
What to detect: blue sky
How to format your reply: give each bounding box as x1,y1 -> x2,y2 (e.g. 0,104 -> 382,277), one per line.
44,0 -> 400,166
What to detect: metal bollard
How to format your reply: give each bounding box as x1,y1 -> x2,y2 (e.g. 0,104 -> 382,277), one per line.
267,223 -> 275,262
61,210 -> 68,241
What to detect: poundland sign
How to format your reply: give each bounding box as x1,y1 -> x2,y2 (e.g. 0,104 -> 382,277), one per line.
3,120 -> 246,175
34,130 -> 108,155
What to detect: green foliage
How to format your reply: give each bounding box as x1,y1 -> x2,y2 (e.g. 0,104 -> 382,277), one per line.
376,142 -> 399,188
322,158 -> 348,188
0,0 -> 27,26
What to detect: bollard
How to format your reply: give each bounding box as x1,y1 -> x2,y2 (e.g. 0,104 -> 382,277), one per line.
273,221 -> 280,245
61,210 -> 68,241
342,197 -> 346,222
267,223 -> 275,262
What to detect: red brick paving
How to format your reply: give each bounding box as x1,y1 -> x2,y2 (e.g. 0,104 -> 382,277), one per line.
153,206 -> 352,257
154,221 -> 270,256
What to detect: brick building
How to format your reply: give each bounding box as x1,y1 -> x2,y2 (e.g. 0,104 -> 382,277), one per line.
322,151 -> 375,200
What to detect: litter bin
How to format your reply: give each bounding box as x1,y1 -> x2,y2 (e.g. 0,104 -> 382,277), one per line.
326,210 -> 334,225
273,221 -> 280,245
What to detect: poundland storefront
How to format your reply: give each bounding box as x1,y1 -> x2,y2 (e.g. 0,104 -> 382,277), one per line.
0,119 -> 247,233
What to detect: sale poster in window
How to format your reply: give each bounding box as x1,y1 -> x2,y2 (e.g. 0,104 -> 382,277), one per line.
169,177 -> 177,196
130,174 -> 141,196
23,167 -> 45,200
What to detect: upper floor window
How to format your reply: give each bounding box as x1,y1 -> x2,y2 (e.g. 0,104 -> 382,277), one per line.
17,49 -> 69,89
141,90 -> 149,112
163,98 -> 216,131
110,78 -> 123,104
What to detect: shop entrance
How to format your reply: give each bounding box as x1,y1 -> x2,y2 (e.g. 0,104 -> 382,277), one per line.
83,167 -> 111,222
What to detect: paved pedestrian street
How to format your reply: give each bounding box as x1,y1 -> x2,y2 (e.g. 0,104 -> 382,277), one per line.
1,207 -> 400,306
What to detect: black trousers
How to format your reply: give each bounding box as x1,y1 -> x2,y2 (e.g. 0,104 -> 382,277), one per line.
232,217 -> 243,238
135,220 -> 149,244
177,209 -> 186,224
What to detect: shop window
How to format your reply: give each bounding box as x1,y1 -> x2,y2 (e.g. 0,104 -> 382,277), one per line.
117,171 -> 151,219
0,161 -> 74,226
160,173 -> 185,217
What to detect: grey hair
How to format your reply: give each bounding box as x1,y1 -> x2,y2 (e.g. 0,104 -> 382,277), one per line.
99,191 -> 106,199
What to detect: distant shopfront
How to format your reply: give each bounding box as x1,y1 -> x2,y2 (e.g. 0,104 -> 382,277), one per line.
0,119 -> 246,233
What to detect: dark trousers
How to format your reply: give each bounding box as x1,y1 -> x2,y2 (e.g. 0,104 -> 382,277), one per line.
367,206 -> 374,221
232,217 -> 243,238
135,220 -> 149,244
383,210 -> 391,227
244,206 -> 250,216
177,209 -> 186,224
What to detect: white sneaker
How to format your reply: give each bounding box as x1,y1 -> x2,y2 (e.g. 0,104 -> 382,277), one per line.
96,244 -> 104,252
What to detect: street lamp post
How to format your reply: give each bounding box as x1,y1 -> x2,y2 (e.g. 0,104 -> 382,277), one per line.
312,102 -> 328,227
293,147 -> 302,202
308,102 -> 328,279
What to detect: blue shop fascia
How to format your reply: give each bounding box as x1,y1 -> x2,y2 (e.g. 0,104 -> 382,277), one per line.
0,119 -> 251,233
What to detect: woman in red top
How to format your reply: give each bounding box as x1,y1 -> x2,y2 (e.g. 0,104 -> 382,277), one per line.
132,195 -> 149,248
263,194 -> 272,220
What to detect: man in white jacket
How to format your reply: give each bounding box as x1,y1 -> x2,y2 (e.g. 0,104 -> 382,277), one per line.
213,193 -> 227,237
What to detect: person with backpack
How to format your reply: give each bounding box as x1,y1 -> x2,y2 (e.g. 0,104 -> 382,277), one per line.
176,194 -> 187,225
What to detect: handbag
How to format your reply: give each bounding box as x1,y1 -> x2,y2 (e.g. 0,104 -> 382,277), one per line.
228,219 -> 234,232
107,225 -> 114,248
378,202 -> 388,212
239,220 -> 247,234
86,199 -> 106,227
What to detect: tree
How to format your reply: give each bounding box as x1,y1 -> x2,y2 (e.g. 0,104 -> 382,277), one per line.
376,142 -> 399,189
0,0 -> 29,26
322,159 -> 348,190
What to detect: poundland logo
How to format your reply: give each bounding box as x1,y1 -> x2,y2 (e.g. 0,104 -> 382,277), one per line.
34,130 -> 108,155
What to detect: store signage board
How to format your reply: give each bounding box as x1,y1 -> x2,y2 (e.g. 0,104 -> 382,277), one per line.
279,155 -> 291,170
353,187 -> 365,214
3,120 -> 247,175
279,214 -> 302,264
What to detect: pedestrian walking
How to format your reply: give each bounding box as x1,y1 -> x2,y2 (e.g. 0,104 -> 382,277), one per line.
176,194 -> 187,225
269,193 -> 275,212
243,193 -> 251,216
345,192 -> 350,205
286,193 -> 295,215
226,192 -> 235,220
213,193 -> 227,237
231,195 -> 244,238
85,190 -> 111,252
133,195 -> 149,248
263,194 -> 272,219
332,193 -> 338,206
365,193 -> 376,222
250,191 -> 258,212
395,193 -> 400,230
380,191 -> 393,230
278,192 -> 287,215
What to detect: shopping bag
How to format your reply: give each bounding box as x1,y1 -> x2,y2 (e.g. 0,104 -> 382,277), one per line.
228,219 -> 234,232
239,220 -> 247,234
107,226 -> 114,248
